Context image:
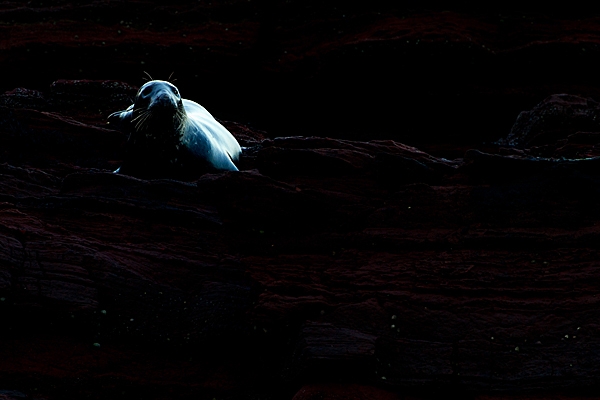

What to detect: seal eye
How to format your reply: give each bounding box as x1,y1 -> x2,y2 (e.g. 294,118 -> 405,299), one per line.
172,87 -> 180,97
140,86 -> 152,97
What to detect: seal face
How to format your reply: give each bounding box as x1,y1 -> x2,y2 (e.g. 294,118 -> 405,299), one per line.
108,80 -> 241,178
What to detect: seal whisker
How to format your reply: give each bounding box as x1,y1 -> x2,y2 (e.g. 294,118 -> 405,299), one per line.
135,115 -> 151,132
142,71 -> 153,82
132,110 -> 149,122
133,117 -> 148,130
134,111 -> 152,131
175,110 -> 186,134
131,107 -> 147,118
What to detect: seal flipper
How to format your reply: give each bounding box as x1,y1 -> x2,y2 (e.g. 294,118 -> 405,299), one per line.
108,105 -> 134,175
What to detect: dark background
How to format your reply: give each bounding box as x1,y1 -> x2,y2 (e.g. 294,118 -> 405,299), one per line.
4,2 -> 600,147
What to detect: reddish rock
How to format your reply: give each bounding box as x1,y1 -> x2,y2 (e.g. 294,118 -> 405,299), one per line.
3,82 -> 600,398
4,3 -> 600,400
292,384 -> 401,400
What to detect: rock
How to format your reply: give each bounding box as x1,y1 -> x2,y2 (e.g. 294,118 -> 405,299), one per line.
48,79 -> 138,112
287,322 -> 377,381
0,88 -> 47,110
292,384 -> 401,400
0,391 -> 27,400
500,94 -> 600,148
4,3 -> 600,400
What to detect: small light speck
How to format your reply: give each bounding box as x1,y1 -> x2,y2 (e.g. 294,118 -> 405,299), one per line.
93,343 -> 101,348
391,315 -> 397,320
391,324 -> 395,329
381,376 -> 386,380
515,346 -> 519,351
130,318 -> 134,322
0,297 -> 5,302
101,310 -> 107,315
491,337 -> 494,340
577,327 -> 581,330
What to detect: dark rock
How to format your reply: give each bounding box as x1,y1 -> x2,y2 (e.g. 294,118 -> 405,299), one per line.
288,322 -> 377,381
5,3 -> 600,400
0,88 -> 47,110
463,149 -> 600,182
292,384 -> 400,400
48,79 -> 137,112
500,94 -> 600,148
0,391 -> 27,400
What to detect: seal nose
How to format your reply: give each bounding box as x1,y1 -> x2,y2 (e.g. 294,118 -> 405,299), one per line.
149,90 -> 178,111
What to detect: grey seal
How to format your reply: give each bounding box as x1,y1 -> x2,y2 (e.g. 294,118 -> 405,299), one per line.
108,80 -> 241,178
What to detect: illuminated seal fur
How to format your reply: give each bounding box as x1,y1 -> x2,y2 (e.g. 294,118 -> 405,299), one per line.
108,80 -> 241,177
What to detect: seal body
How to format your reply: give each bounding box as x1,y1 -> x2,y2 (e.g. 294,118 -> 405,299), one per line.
109,80 -> 241,178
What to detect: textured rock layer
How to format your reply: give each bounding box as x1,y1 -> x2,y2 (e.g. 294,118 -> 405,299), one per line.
3,3 -> 600,400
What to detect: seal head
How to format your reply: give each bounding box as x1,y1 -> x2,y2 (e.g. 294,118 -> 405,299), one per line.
109,80 -> 241,178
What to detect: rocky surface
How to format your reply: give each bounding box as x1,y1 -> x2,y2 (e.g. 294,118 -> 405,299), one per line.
3,2 -> 600,400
